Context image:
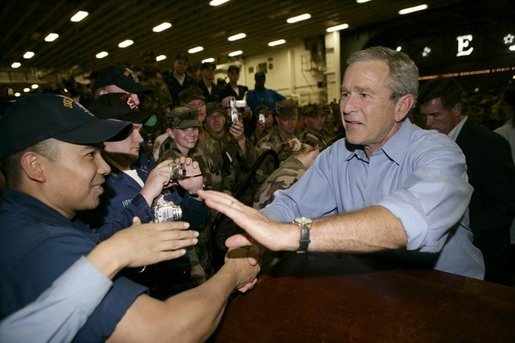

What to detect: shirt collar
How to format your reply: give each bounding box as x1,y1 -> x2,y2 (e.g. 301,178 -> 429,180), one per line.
448,116 -> 467,141
344,119 -> 413,164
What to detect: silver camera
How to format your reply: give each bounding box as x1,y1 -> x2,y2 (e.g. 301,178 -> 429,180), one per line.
168,163 -> 186,181
152,194 -> 182,222
229,97 -> 239,124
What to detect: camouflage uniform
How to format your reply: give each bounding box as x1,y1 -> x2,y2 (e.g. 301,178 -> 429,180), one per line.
193,129 -> 236,193
139,74 -> 173,133
159,140 -> 213,278
299,127 -> 330,150
253,156 -> 307,209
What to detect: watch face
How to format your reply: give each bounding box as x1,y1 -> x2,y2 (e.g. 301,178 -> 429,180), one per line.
295,217 -> 312,226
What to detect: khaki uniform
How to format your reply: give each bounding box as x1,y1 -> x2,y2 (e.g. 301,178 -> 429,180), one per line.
299,127 -> 330,150
253,156 -> 307,209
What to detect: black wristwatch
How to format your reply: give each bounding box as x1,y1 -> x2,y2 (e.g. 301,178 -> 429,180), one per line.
293,217 -> 312,253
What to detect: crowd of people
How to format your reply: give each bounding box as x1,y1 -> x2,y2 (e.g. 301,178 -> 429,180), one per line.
1,46 -> 514,342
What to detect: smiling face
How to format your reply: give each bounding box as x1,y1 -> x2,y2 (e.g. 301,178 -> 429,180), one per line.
168,127 -> 199,155
340,60 -> 407,157
42,141 -> 110,218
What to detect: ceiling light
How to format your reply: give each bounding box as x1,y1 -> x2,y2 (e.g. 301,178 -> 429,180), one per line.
70,11 -> 88,22
118,39 -> 134,48
228,33 -> 246,41
31,84 -> 39,89
44,33 -> 59,42
326,24 -> 349,32
23,87 -> 30,93
202,57 -> 215,63
14,92 -> 21,97
356,0 -> 371,3
209,0 -> 230,6
23,51 -> 35,59
396,46 -> 402,51
286,13 -> 311,24
188,46 -> 204,54
11,62 -> 21,68
510,45 -> 515,52
228,50 -> 243,57
399,4 -> 428,15
156,55 -> 167,61
422,46 -> 431,57
268,39 -> 286,47
153,22 -> 172,32
96,51 -> 109,59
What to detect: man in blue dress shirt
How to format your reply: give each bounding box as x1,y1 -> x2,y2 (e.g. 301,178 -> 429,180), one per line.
200,46 -> 484,280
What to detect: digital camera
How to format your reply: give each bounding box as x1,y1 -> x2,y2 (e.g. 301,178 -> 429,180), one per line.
152,194 -> 182,222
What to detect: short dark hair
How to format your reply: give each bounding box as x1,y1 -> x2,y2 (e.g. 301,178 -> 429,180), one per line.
2,138 -> 59,188
228,65 -> 240,74
201,62 -> 216,71
175,52 -> 189,62
255,71 -> 266,81
418,77 -> 463,111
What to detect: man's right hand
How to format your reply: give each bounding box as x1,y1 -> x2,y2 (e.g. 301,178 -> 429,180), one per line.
222,246 -> 261,293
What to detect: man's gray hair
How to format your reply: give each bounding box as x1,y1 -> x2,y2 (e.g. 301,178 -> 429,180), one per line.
346,46 -> 419,101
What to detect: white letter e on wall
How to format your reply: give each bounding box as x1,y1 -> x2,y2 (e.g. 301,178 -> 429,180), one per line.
456,34 -> 474,57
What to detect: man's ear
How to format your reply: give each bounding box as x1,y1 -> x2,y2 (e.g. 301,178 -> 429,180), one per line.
20,152 -> 47,183
452,102 -> 462,118
394,94 -> 415,122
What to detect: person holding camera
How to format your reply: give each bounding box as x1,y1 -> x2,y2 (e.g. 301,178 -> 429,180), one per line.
80,93 -> 207,298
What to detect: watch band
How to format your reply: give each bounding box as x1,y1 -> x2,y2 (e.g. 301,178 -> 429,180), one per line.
293,217 -> 312,253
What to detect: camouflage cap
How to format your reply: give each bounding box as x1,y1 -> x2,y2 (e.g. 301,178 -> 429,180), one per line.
178,87 -> 205,105
302,105 -> 324,118
206,102 -> 226,117
275,99 -> 298,120
165,106 -> 201,129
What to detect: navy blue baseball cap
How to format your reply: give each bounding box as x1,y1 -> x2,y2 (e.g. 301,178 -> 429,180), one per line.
0,94 -> 132,160
89,93 -> 156,125
94,65 -> 153,93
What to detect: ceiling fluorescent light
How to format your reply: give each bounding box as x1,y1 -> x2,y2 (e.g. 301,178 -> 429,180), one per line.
11,62 -> 21,69
24,88 -> 30,93
44,33 -> 59,42
268,39 -> 286,47
31,84 -> 39,89
14,92 -> 21,97
399,4 -> 428,15
153,22 -> 172,32
287,13 -> 311,24
356,0 -> 371,3
156,55 -> 167,61
202,58 -> 215,63
228,33 -> 246,41
326,24 -> 349,32
96,51 -> 109,59
209,0 -> 230,6
188,46 -> 204,54
118,39 -> 134,48
70,11 -> 88,22
23,51 -> 35,59
228,50 -> 243,57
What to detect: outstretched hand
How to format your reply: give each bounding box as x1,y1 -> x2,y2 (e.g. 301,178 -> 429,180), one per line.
199,190 -> 295,251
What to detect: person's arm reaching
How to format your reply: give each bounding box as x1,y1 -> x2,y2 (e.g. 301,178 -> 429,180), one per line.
199,190 -> 407,253
0,218 -> 198,343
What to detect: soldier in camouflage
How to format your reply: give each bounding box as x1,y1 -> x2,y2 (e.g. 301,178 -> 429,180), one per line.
253,143 -> 319,210
299,104 -> 330,150
158,107 -> 213,280
139,51 -> 173,134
